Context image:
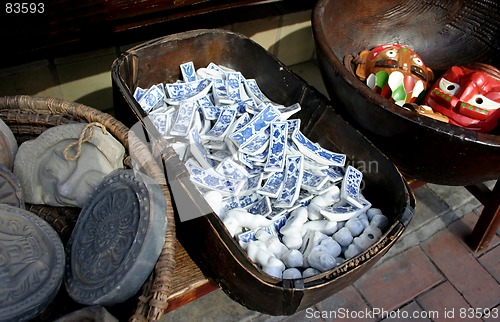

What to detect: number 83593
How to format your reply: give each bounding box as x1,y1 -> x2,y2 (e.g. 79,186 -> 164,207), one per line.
6,3 -> 44,14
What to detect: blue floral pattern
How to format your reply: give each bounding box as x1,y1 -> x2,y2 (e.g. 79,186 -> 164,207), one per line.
170,100 -> 197,136
226,72 -> 242,102
203,107 -> 237,140
229,104 -> 280,146
244,79 -> 272,104
264,121 -> 288,172
137,84 -> 164,112
292,130 -> 346,166
180,61 -> 197,82
274,155 -> 304,208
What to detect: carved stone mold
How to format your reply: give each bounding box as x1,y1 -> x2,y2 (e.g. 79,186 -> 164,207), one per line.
64,169 -> 167,306
0,204 -> 65,322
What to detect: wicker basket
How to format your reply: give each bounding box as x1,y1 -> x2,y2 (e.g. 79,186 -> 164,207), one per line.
0,95 -> 176,322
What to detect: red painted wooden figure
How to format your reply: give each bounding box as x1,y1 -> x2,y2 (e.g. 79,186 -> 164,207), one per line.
423,63 -> 500,133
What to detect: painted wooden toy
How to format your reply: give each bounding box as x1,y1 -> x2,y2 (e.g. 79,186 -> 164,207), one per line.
423,63 -> 500,133
403,103 -> 449,123
355,44 -> 434,106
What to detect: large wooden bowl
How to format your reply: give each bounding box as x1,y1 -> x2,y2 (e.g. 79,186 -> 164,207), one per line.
312,0 -> 500,186
112,29 -> 414,315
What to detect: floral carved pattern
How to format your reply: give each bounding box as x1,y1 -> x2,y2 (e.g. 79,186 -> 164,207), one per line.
74,187 -> 139,283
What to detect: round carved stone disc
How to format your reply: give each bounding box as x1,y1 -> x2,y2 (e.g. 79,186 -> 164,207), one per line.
0,204 -> 65,322
65,169 -> 167,305
0,118 -> 18,170
0,163 -> 24,208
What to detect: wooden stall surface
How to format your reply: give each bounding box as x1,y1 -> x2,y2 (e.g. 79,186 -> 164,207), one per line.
164,239 -> 218,312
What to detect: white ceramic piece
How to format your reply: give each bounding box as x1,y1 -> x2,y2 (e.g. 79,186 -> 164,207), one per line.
170,100 -> 197,137
137,84 -> 165,112
222,208 -> 273,237
165,78 -> 213,105
228,104 -> 281,147
185,158 -> 244,196
291,129 -> 346,167
282,268 -> 302,279
264,121 -> 288,172
180,61 -> 197,82
274,155 -> 304,208
188,126 -> 216,169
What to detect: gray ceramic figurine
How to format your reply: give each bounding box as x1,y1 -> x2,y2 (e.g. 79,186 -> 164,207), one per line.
13,123 -> 125,208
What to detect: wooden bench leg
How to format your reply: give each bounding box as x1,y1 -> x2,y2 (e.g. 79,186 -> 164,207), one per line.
465,180 -> 500,252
